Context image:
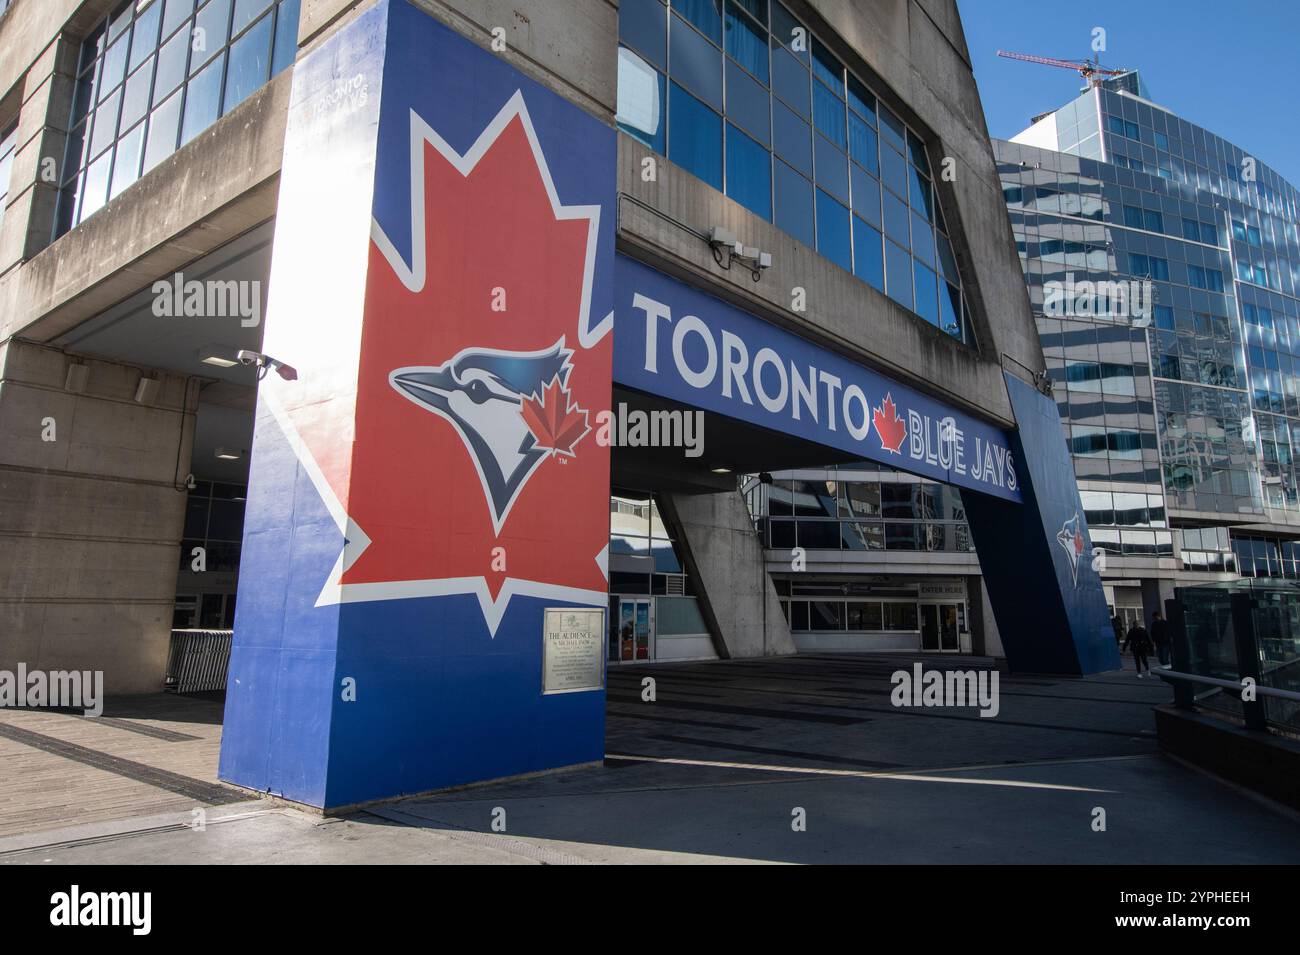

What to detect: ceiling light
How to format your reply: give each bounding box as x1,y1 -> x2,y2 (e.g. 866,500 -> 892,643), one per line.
199,344 -> 240,368
214,448 -> 243,461
711,467 -> 731,474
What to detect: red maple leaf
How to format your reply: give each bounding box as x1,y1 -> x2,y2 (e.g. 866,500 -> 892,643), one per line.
521,378 -> 591,456
873,392 -> 907,453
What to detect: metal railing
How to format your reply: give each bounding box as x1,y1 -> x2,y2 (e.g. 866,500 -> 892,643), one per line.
165,629 -> 234,694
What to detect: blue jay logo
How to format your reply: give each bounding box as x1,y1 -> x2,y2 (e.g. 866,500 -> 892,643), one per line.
1056,511 -> 1086,586
390,339 -> 577,533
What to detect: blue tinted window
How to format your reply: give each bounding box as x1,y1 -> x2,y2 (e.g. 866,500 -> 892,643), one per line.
725,58 -> 769,143
878,105 -> 905,152
848,112 -> 877,173
725,1 -> 767,82
674,0 -> 722,42
880,142 -> 906,197
771,44 -> 809,116
851,165 -> 880,227
182,52 -> 225,145
848,74 -> 875,123
811,38 -> 842,93
1200,222 -> 1217,245
770,1 -> 806,60
191,0 -> 231,75
914,262 -> 939,326
812,81 -> 846,149
233,0 -> 274,33
908,166 -> 932,219
885,240 -> 912,309
853,217 -> 884,290
1143,209 -> 1163,232
622,0 -> 667,68
1181,217 -> 1199,241
1123,205 -> 1143,228
911,211 -> 934,266
669,82 -> 722,188
224,12 -> 274,113
61,0 -> 300,234
772,98 -> 810,175
814,135 -> 847,202
670,13 -> 722,108
727,123 -> 771,219
617,48 -> 666,152
816,190 -> 851,271
883,188 -> 908,247
774,159 -> 813,246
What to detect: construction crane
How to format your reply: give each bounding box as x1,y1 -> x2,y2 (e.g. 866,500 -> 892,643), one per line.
996,50 -> 1129,88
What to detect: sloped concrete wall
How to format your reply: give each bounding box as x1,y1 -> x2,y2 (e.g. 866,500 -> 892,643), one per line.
662,490 -> 795,659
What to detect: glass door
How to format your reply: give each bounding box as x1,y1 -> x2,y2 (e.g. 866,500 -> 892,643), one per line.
938,604 -> 960,651
920,604 -> 939,651
612,597 -> 654,662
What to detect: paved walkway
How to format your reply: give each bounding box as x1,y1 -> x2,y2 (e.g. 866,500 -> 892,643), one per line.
2,654 -> 1298,864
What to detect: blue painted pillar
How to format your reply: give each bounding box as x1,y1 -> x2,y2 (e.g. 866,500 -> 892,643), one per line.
219,0 -> 616,808
963,373 -> 1121,674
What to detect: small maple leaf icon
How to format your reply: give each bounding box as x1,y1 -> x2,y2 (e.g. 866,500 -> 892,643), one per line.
873,392 -> 907,453
521,378 -> 591,457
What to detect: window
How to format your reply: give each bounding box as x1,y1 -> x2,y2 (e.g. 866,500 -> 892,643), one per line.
58,0 -> 301,235
616,0 -> 972,343
0,122 -> 17,234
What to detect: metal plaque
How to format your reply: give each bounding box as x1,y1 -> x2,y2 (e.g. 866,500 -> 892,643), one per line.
542,608 -> 606,695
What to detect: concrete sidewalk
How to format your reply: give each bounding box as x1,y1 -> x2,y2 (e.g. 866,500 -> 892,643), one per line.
2,654 -> 1298,864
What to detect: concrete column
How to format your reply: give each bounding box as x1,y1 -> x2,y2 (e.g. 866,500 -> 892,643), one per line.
661,490 -> 796,659
1140,576 -> 1176,629
0,338 -> 197,694
0,36 -> 77,277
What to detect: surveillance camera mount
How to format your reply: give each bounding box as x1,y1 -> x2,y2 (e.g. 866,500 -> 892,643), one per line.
707,227 -> 773,282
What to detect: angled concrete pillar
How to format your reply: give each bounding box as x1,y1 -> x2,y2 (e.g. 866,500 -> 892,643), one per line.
662,490 -> 795,659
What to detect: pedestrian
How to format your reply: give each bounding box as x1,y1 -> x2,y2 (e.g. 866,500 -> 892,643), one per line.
1122,620 -> 1153,677
1110,613 -> 1124,647
1150,611 -> 1170,667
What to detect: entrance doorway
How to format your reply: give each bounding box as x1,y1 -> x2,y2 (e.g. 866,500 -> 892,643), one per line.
920,603 -> 961,652
609,596 -> 654,662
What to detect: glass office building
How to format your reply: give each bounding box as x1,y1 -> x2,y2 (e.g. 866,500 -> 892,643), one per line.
996,72 -> 1300,623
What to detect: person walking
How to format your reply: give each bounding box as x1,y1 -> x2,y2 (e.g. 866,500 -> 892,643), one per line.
1111,613 -> 1125,647
1123,620 -> 1153,677
1150,611 -> 1171,667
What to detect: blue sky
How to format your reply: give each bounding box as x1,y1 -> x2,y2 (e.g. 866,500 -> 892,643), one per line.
956,0 -> 1300,187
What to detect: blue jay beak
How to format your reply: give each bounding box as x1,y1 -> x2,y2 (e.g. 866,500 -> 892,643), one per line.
391,367 -> 455,411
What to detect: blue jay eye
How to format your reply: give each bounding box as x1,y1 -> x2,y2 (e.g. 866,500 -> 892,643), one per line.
466,379 -> 491,404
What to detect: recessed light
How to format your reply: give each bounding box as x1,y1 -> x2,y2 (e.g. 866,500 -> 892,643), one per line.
214,447 -> 243,461
711,467 -> 731,474
199,344 -> 239,367
201,355 -> 240,368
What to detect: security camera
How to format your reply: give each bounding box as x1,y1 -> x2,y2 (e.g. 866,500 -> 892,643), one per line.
236,350 -> 298,381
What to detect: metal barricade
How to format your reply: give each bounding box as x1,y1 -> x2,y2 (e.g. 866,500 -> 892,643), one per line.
165,629 -> 234,693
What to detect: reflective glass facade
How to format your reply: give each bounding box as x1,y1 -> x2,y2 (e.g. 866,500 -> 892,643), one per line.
745,468 -> 974,554
998,71 -> 1300,578
616,0 -> 973,342
58,0 -> 301,235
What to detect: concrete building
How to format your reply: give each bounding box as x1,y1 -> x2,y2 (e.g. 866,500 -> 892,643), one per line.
0,0 -> 1115,809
